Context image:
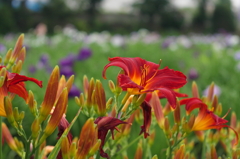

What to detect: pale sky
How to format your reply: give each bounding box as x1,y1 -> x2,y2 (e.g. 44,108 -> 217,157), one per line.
102,0 -> 240,13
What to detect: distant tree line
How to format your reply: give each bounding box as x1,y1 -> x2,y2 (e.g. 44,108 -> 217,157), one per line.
0,0 -> 237,34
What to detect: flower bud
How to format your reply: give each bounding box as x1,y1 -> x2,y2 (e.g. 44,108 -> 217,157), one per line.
95,80 -> 106,116
66,75 -> 74,93
121,95 -> 133,113
39,66 -> 60,123
8,34 -> 24,68
211,95 -> 218,112
152,155 -> 158,159
70,137 -> 78,158
86,78 -> 95,107
207,82 -> 215,102
83,75 -> 89,97
4,96 -> 17,127
89,139 -> 101,156
61,136 -> 70,159
230,112 -> 237,128
28,90 -> 38,116
4,49 -> 12,67
191,81 -> 199,98
108,80 -> 116,93
12,59 -> 22,74
211,145 -> 218,159
173,99 -> 181,125
134,140 -> 143,159
2,123 -> 17,151
16,47 -> 26,63
164,117 -> 170,136
173,144 -> 185,159
39,88 -> 68,143
31,118 -> 40,139
0,67 -> 7,87
76,118 -> 97,159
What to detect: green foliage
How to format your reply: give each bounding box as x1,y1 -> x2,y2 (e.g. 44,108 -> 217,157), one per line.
211,0 -> 236,33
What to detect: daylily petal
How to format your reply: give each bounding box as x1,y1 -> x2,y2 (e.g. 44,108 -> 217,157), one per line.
157,88 -> 177,109
8,82 -> 28,101
139,101 -> 152,138
7,72 -> 42,88
94,116 -> 128,159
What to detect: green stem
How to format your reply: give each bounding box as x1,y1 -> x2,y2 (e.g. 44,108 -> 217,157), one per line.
112,135 -> 142,158
201,131 -> 207,159
0,116 -> 2,159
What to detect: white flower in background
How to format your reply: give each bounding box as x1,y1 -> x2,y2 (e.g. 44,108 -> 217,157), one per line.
111,34 -> 125,47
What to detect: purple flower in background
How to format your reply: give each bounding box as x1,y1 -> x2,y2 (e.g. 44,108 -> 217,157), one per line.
188,68 -> 199,80
77,47 -> 92,60
68,85 -> 81,98
59,54 -> 77,67
0,44 -> 6,53
60,66 -> 75,78
234,51 -> 240,60
37,54 -> 50,69
203,84 -> 221,97
28,65 -> 37,74
161,38 -> 173,49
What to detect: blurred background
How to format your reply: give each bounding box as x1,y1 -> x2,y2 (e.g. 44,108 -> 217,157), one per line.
1,0 -> 240,158
0,0 -> 240,34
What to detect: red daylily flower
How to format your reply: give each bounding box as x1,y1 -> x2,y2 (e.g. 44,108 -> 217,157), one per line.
0,66 -> 42,116
180,97 -> 238,144
103,57 -> 187,108
94,116 -> 128,159
180,98 -> 229,130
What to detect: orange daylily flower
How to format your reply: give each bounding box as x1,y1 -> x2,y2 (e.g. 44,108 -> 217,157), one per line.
103,57 -> 187,108
0,66 -> 42,116
180,97 -> 238,144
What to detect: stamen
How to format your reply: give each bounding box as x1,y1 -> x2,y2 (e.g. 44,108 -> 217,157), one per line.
222,108 -> 231,119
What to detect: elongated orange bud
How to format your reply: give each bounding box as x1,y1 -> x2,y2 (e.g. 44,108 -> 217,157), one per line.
31,118 -> 40,139
28,90 -> 38,116
108,80 -> 115,93
134,140 -> 143,159
231,112 -> 237,128
70,137 -> 78,158
56,75 -> 66,100
66,75 -> 74,93
164,117 -> 170,136
207,82 -> 215,102
16,47 -> 26,63
89,139 -> 101,156
0,67 -> 7,87
8,34 -> 24,68
83,75 -> 89,97
12,60 -> 22,73
173,99 -> 181,125
191,81 -> 199,98
86,78 -> 95,107
121,95 -> 133,113
4,49 -> 12,66
76,118 -> 96,159
150,91 -> 165,129
39,66 -> 60,123
39,88 -> 68,143
211,95 -> 218,112
95,80 -> 106,116
211,145 -> 218,159
4,96 -> 16,126
61,136 -> 70,159
2,123 -> 17,151
173,144 -> 185,159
